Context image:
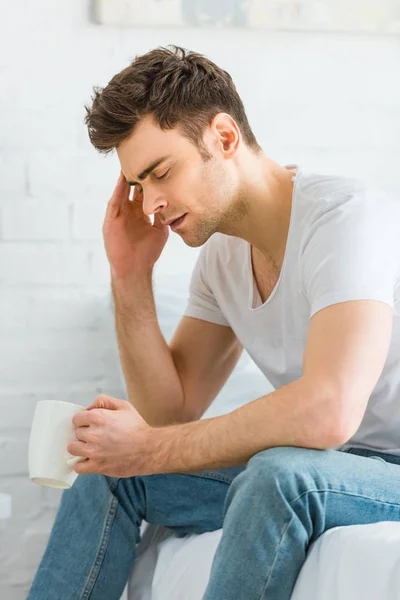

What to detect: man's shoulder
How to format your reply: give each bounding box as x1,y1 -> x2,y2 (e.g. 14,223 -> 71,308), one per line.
298,167 -> 368,203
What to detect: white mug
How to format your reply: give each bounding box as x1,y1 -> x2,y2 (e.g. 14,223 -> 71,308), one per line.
28,400 -> 88,489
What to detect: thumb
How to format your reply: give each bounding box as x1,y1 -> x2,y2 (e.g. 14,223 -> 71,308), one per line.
86,395 -> 129,411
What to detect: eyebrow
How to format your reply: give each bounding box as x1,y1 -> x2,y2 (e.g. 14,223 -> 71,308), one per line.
125,155 -> 171,186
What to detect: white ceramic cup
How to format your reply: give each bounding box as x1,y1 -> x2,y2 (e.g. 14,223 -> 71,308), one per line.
29,400 -> 88,489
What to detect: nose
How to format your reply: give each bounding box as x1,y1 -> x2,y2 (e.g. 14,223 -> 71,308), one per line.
142,190 -> 167,219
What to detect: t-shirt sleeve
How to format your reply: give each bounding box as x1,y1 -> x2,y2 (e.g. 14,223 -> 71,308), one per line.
300,191 -> 400,319
183,243 -> 230,327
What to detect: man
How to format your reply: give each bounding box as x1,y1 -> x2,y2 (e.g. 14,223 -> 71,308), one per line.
28,45 -> 400,600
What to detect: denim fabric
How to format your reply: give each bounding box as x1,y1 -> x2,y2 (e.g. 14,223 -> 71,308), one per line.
27,447 -> 400,600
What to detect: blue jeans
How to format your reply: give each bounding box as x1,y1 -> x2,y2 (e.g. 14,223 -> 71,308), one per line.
27,446 -> 400,600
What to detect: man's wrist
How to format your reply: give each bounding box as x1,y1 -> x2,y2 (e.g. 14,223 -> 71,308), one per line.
142,424 -> 170,475
111,269 -> 155,314
111,269 -> 153,292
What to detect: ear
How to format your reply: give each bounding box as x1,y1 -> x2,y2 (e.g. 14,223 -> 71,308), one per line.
211,112 -> 240,157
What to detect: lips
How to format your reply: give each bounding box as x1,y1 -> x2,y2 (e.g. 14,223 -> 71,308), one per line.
169,214 -> 186,229
164,215 -> 182,226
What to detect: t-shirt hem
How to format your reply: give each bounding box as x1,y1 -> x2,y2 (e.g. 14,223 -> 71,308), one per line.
183,306 -> 230,327
310,289 -> 395,318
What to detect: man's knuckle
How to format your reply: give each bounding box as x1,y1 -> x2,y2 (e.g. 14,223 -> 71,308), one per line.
91,412 -> 103,425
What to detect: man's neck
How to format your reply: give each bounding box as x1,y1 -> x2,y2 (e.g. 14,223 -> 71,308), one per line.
226,158 -> 296,265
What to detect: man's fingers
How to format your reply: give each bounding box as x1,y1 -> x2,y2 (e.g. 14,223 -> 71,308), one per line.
67,440 -> 88,457
105,171 -> 131,220
132,186 -> 143,203
113,171 -> 131,204
74,458 -> 94,475
72,410 -> 97,428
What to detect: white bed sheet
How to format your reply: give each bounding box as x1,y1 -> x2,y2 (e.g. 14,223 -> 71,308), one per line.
127,521 -> 400,600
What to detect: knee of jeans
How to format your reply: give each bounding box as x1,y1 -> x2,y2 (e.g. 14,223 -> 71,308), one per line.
249,446 -> 317,468
237,446 -> 327,497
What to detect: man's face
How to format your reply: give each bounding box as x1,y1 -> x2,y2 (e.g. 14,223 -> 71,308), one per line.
117,114 -> 244,247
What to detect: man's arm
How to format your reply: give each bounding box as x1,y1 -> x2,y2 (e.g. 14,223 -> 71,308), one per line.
147,299 -> 394,473
112,274 -> 242,427
112,274 -> 185,427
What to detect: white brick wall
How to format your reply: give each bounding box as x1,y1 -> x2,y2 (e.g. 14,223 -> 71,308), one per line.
0,1 -> 399,598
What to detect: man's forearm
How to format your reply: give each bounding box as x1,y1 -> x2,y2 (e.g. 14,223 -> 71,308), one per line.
149,377 -> 346,474
112,274 -> 188,427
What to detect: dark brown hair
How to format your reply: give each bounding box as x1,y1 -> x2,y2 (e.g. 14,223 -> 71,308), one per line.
84,45 -> 261,158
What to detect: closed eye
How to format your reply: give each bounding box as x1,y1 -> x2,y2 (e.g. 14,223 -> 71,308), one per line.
155,169 -> 170,181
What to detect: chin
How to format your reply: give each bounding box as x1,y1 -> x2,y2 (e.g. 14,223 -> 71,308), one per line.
178,219 -> 216,248
179,234 -> 204,248
181,232 -> 212,248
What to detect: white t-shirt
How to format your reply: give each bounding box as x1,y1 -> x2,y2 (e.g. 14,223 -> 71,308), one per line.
183,165 -> 400,455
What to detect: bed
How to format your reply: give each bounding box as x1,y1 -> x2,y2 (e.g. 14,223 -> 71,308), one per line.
123,519 -> 400,600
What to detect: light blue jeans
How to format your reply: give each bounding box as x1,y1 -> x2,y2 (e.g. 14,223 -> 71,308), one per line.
27,446 -> 400,600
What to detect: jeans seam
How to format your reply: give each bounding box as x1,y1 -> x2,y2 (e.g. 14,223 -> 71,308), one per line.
289,487 -> 400,508
259,488 -> 400,599
258,514 -> 296,600
80,492 -> 119,600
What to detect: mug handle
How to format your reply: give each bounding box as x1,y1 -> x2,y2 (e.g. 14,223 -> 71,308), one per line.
66,455 -> 88,467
